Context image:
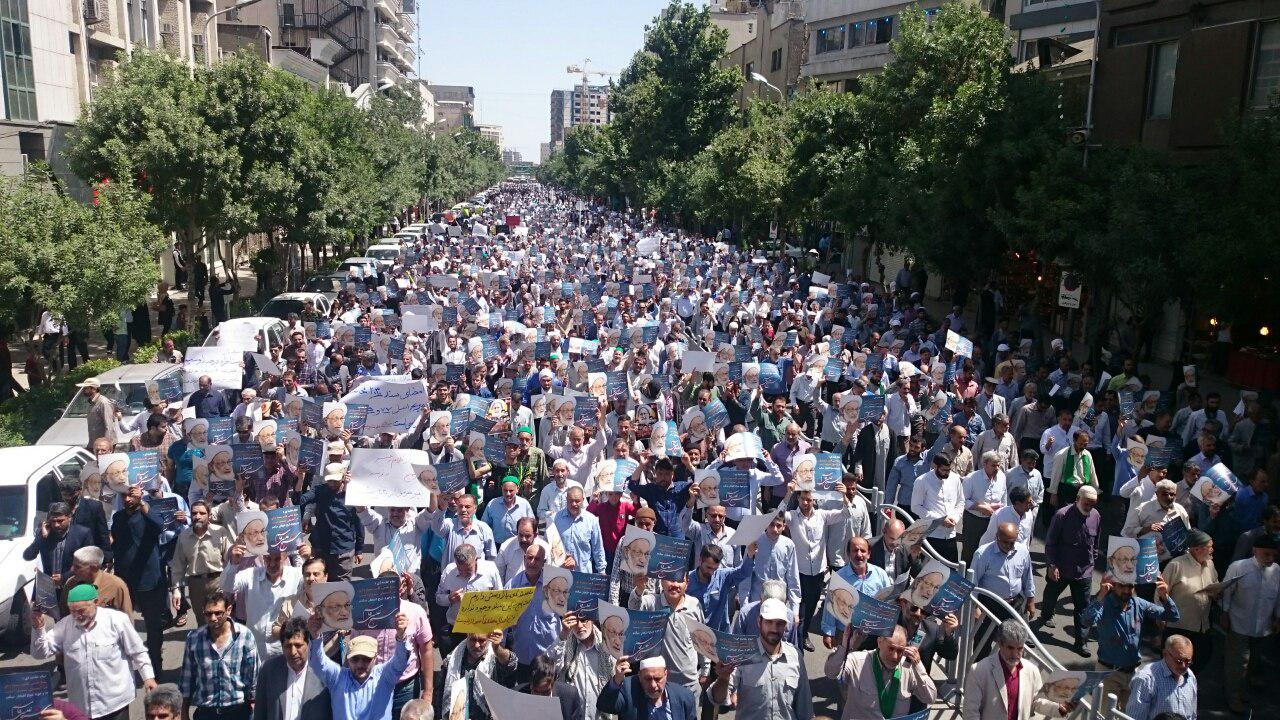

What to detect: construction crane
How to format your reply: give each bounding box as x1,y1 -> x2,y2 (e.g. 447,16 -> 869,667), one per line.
566,59 -> 617,87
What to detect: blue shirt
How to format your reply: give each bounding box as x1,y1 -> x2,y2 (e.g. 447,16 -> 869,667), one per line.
481,495 -> 535,546
887,453 -> 929,506
969,541 -> 1034,601
505,571 -> 561,664
191,388 -> 231,418
1082,593 -> 1180,668
1126,660 -> 1197,720
627,478 -> 693,539
819,563 -> 892,636
310,636 -> 409,720
551,509 -> 606,574
423,512 -> 498,563
748,533 -> 801,615
1229,485 -> 1268,533
687,557 -> 755,632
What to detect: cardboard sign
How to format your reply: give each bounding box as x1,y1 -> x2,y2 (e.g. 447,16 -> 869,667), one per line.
452,587 -> 536,634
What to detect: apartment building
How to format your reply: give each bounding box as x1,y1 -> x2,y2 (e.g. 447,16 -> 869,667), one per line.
476,123 -> 502,148
429,83 -> 474,128
716,0 -> 807,107
272,0 -> 416,90
802,0 -> 950,91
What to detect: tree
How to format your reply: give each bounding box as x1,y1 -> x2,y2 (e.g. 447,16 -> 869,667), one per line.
609,1 -> 742,211
0,168 -> 166,333
688,101 -> 793,241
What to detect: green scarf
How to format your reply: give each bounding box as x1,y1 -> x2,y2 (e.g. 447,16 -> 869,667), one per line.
872,656 -> 902,718
1062,449 -> 1091,486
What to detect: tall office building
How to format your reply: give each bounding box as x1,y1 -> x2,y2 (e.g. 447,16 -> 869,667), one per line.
548,83 -> 610,149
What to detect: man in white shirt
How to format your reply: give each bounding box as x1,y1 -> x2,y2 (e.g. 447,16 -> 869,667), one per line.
546,426 -> 607,492
910,453 -> 965,563
435,544 -> 502,628
885,379 -> 918,452
1180,391 -> 1229,446
1220,535 -> 1280,712
222,548 -> 303,659
1039,409 -> 1076,479
961,451 -> 1007,564
537,461 -> 576,525
1122,480 -> 1189,563
782,481 -> 853,651
496,517 -> 550,585
31,583 -> 157,719
980,485 -> 1036,548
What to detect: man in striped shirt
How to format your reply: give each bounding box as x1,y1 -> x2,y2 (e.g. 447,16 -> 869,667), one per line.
179,590 -> 260,720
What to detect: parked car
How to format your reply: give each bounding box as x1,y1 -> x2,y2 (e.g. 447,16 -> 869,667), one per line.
337,257 -> 379,278
364,244 -> 403,269
203,317 -> 287,353
0,445 -> 96,644
301,273 -> 347,300
36,363 -> 183,449
259,292 -> 332,320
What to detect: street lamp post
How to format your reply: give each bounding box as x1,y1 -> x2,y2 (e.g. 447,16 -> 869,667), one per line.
750,71 -> 784,101
203,0 -> 265,67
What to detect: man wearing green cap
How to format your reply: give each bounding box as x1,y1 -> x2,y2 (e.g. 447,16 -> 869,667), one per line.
32,582 -> 157,720
480,476 -> 535,545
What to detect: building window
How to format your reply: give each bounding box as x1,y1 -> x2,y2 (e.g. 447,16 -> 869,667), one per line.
770,47 -> 782,72
849,21 -> 865,48
873,16 -> 894,44
1250,20 -> 1280,109
1146,41 -> 1178,119
816,25 -> 845,54
0,0 -> 37,121
744,62 -> 753,80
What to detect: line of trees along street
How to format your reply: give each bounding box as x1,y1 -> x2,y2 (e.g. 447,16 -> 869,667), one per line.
540,1 -> 1280,344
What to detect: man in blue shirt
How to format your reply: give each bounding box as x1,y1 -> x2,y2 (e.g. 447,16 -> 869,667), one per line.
686,543 -> 756,632
887,436 -> 929,507
307,612 -> 410,720
481,477 -> 535,546
190,375 -> 231,418
1125,635 -> 1198,720
628,458 -> 692,539
504,543 -> 559,682
551,486 -> 606,573
819,535 -> 891,641
1081,575 -> 1179,708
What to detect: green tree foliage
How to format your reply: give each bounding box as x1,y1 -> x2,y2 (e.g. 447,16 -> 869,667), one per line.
0,168 -> 166,333
688,102 -> 793,240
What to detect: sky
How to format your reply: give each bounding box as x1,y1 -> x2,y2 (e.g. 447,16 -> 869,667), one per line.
417,0 -> 680,161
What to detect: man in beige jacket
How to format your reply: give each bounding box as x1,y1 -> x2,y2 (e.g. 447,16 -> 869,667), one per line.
963,621 -> 1072,720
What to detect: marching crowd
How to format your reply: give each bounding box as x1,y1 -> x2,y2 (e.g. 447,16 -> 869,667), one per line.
15,181 -> 1279,720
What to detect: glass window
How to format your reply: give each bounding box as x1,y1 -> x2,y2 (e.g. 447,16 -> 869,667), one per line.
875,16 -> 894,44
849,21 -> 865,48
1147,41 -> 1178,119
816,25 -> 846,54
1251,21 -> 1280,109
0,0 -> 37,121
0,485 -> 28,540
57,455 -> 87,483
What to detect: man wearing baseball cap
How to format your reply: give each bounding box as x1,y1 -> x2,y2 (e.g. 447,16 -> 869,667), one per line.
709,598 -> 812,719
307,609 -> 411,720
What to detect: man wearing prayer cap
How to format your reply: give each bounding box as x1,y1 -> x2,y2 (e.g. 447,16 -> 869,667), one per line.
1162,528 -> 1217,673
598,654 -> 697,720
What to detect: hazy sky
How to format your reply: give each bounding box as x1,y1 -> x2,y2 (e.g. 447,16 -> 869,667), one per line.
417,0 -> 678,160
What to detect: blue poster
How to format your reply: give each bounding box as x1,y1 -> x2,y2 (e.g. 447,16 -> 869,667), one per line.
574,397 -> 600,430
153,375 -> 184,402
727,362 -> 743,383
449,409 -> 474,438
32,574 -> 59,619
1070,672 -> 1114,704
441,307 -> 458,326
445,364 -> 466,383
759,363 -> 785,396
1137,535 -> 1160,583
586,358 -> 608,374
461,296 -> 482,315
483,434 -> 509,465
354,327 -> 372,346
480,335 -> 499,361
717,468 -> 753,509
208,478 -> 235,503
0,670 -> 53,720
924,573 -> 975,617
469,416 -> 497,437
126,450 -> 161,487
388,337 -> 406,365
606,371 -> 629,401
733,345 -> 753,362
566,571 -> 610,614
851,590 -> 902,637
1161,516 -> 1188,556
299,401 -> 323,433
1147,446 -> 1176,469
267,506 -> 302,553
613,459 -> 640,488
1118,391 -> 1136,419
351,576 -> 401,630
662,423 -> 683,458
314,321 -> 332,339
148,496 -> 180,527
647,535 -> 692,580
231,443 -> 264,476
702,399 -> 729,431
927,397 -> 952,434
435,460 -> 469,494
625,608 -> 671,657
824,359 -> 846,382
343,404 -> 369,435
714,631 -> 764,665
534,341 -> 552,360
298,436 -> 325,473
859,395 -> 886,422
815,453 -> 843,491
275,418 -> 299,437
207,417 -> 234,445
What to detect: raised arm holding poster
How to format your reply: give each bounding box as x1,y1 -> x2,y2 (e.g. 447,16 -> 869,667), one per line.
729,511 -> 779,547
351,576 -> 401,630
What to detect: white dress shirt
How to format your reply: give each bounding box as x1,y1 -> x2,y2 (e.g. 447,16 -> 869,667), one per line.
979,505 -> 1035,547
436,560 -> 503,623
30,607 -> 155,717
785,505 -> 851,575
283,665 -> 307,720
222,564 -> 303,659
1221,557 -> 1280,637
496,536 -> 550,585
910,470 -> 965,540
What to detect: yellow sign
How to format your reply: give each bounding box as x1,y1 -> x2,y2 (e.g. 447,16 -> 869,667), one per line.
452,587 -> 536,634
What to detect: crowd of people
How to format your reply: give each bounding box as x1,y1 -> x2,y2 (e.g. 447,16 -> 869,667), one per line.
13,181 -> 1277,720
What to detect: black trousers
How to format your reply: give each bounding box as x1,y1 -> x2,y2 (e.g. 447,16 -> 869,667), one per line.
1039,576 -> 1092,639
193,703 -> 251,720
798,571 -> 825,641
974,595 -> 1026,662
134,585 -> 169,673
1173,627 -> 1213,674
930,537 -> 958,564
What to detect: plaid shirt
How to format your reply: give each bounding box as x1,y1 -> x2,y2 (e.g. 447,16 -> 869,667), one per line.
179,620 -> 259,708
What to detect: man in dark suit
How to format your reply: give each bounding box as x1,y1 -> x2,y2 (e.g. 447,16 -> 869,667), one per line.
23,502 -> 95,583
598,656 -> 696,720
61,477 -> 110,562
254,618 -> 331,720
521,655 -> 583,720
869,518 -> 924,579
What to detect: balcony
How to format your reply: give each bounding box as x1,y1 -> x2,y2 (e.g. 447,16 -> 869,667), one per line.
398,42 -> 415,69
396,13 -> 415,40
377,23 -> 398,55
374,0 -> 398,22
377,60 -> 404,86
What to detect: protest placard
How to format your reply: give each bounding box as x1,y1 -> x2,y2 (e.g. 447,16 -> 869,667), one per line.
475,671 -> 561,720
231,443 -> 264,476
339,378 -> 427,434
759,363 -> 785,395
267,506 -> 302,553
648,535 -> 692,580
1106,536 -> 1140,584
32,573 -> 59,619
815,453 -> 843,491
297,436 -> 325,474
688,619 -> 763,666
0,670 -> 53,720
126,449 -> 161,487
351,576 -> 401,630
924,571 -> 975,616
345,449 -> 435,508
859,395 -> 886,422
435,460 -> 470,494
148,496 -> 180,527
452,587 -> 536,634
729,511 -> 779,546
1137,535 -> 1159,583
616,526 -> 657,576
1161,516 -> 1189,556
183,347 -> 244,391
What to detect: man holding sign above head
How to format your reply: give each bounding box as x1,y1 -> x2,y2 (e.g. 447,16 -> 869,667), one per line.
306,606 -> 411,720
1080,569 -> 1179,708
